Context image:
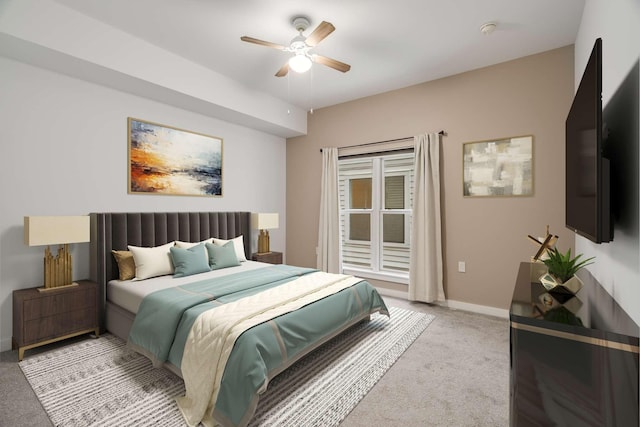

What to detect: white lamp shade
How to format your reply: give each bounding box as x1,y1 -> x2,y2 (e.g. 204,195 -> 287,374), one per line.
251,213 -> 279,230
24,216 -> 90,246
288,54 -> 312,73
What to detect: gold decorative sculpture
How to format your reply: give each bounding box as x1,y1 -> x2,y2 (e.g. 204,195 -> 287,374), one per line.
527,225 -> 558,261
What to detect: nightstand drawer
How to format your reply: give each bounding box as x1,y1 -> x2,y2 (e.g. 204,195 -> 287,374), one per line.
23,287 -> 95,321
252,251 -> 283,264
23,307 -> 97,345
13,280 -> 99,360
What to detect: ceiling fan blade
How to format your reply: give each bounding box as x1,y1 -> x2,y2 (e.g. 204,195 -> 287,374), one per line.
275,63 -> 289,77
240,36 -> 287,50
313,55 -> 351,73
305,21 -> 335,47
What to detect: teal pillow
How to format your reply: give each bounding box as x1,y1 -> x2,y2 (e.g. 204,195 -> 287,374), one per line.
170,243 -> 211,277
206,241 -> 241,270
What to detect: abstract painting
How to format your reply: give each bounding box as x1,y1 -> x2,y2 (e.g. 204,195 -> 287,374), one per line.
463,135 -> 533,197
128,118 -> 223,196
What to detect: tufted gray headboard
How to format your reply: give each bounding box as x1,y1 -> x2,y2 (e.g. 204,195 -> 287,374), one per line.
89,211 -> 251,331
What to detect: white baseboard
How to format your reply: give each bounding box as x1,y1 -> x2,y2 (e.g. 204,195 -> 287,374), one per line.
440,299 -> 509,319
374,287 -> 409,300
374,286 -> 509,319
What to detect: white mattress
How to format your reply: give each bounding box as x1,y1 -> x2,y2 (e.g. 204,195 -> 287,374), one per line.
107,260 -> 271,314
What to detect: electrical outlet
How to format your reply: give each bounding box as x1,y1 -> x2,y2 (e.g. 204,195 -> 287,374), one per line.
458,261 -> 466,273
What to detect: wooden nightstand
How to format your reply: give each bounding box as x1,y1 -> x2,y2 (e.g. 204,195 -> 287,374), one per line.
252,251 -> 283,264
12,280 -> 99,361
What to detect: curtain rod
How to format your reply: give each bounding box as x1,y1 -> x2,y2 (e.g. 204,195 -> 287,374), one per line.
320,130 -> 446,153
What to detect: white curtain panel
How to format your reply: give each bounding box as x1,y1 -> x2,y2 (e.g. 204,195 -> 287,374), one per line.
409,133 -> 445,302
316,147 -> 341,273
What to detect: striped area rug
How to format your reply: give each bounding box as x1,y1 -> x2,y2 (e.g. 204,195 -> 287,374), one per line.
19,307 -> 434,427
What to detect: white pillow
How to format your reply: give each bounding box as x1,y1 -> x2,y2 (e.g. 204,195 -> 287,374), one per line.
175,239 -> 213,264
128,242 -> 175,280
212,235 -> 247,262
174,238 -> 214,249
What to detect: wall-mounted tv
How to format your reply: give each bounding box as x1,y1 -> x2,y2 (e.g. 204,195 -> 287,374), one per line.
565,38 -> 612,243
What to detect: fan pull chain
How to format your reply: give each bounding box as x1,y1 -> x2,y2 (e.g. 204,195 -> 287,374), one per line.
309,66 -> 314,114
287,72 -> 291,114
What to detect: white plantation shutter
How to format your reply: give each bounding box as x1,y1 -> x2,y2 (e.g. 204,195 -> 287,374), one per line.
339,152 -> 414,277
385,176 -> 404,208
339,159 -> 373,268
382,154 -> 413,273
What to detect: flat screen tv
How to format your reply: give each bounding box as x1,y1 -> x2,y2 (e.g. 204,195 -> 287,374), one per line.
565,38 -> 612,243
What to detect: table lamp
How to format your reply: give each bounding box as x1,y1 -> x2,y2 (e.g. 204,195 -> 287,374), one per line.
251,213 -> 279,254
24,216 -> 90,291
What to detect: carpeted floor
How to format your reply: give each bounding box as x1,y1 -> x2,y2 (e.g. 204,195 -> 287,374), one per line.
17,307 -> 432,427
342,298 -> 510,426
0,296 -> 509,426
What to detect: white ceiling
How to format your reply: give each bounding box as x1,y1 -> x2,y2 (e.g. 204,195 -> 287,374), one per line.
53,0 -> 585,111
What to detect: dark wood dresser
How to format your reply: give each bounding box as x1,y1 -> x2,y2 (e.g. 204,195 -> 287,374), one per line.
510,262 -> 639,426
12,280 -> 99,361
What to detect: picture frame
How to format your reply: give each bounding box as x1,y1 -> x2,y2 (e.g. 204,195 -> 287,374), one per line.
128,117 -> 223,197
463,135 -> 533,197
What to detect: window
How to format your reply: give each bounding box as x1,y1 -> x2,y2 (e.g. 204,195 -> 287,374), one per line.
339,152 -> 414,283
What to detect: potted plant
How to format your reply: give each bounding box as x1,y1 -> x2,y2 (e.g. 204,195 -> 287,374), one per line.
539,247 -> 594,295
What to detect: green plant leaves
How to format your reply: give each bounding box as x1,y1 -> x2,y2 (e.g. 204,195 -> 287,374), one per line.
542,248 -> 595,283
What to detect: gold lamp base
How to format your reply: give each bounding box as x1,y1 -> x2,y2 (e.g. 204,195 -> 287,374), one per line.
41,244 -> 75,290
257,229 -> 271,254
37,282 -> 79,293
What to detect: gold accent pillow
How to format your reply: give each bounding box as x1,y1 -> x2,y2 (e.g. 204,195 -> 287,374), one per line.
112,250 -> 136,281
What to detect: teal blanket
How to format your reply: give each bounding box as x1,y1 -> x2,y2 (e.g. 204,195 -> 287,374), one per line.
129,265 -> 315,366
128,265 -> 388,427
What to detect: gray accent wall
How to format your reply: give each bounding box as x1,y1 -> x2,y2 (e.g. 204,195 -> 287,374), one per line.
0,56 -> 286,351
574,0 -> 640,326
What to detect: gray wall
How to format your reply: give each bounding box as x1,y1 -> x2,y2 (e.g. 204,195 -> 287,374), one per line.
0,56 -> 287,351
574,0 -> 640,325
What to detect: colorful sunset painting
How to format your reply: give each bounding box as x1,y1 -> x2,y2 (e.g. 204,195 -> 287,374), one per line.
128,118 -> 222,196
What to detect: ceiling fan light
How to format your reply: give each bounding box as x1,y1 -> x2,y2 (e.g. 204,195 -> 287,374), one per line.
289,54 -> 312,73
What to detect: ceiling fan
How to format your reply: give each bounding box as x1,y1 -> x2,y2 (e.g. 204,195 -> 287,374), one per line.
240,16 -> 351,77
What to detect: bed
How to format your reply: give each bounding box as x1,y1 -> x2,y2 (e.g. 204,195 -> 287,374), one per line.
89,211 -> 388,427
